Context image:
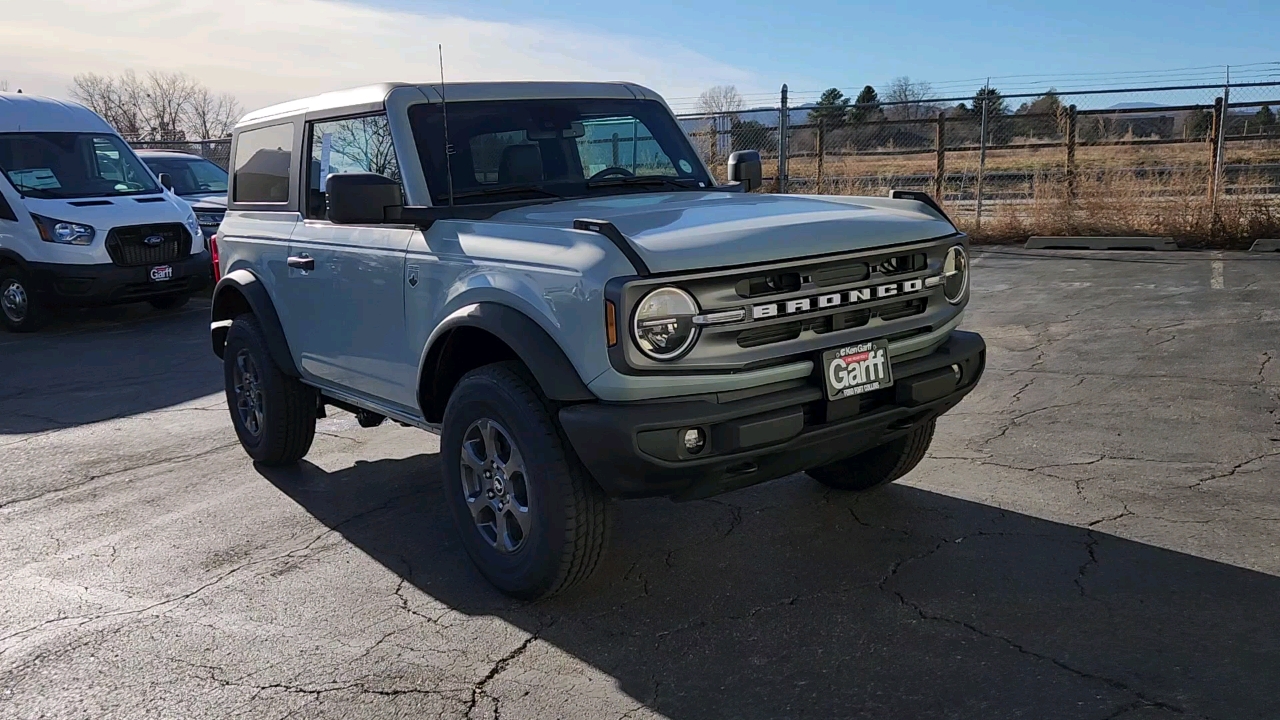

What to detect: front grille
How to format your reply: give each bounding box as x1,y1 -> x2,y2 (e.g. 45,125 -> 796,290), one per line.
736,302 -> 924,349
619,236 -> 964,372
105,223 -> 191,267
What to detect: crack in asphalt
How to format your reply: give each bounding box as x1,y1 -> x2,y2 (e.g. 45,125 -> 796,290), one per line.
0,441 -> 241,511
881,539 -> 1218,720
1185,451 -> 1280,489
466,627 -> 546,720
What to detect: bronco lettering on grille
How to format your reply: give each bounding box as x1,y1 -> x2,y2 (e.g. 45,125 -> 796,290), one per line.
750,277 -> 931,321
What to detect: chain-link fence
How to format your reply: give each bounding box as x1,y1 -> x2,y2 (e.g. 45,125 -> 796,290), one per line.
127,139 -> 232,170
678,81 -> 1280,245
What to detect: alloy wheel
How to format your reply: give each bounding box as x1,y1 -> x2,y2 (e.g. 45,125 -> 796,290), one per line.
459,418 -> 532,553
232,349 -> 265,437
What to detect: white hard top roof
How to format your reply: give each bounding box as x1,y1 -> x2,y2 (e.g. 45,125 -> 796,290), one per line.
0,92 -> 116,134
238,81 -> 663,127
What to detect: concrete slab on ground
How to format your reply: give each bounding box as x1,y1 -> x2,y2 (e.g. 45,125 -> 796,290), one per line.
1026,236 -> 1179,251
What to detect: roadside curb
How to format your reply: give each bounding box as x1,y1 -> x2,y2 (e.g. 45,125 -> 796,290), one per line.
1025,237 -> 1179,251
1249,239 -> 1280,253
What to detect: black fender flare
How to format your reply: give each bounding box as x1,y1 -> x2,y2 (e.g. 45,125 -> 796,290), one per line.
210,269 -> 299,377
419,303 -> 595,413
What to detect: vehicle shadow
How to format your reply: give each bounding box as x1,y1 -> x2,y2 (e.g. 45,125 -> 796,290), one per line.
0,299 -> 220,434
259,456 -> 1280,720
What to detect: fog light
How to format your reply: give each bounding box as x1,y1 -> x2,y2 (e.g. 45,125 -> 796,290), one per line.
683,428 -> 706,455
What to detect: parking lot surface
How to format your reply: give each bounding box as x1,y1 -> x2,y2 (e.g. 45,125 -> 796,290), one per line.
2,249 -> 1278,720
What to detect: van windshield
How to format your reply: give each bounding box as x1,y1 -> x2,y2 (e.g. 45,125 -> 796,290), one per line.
408,98 -> 713,205
0,133 -> 160,199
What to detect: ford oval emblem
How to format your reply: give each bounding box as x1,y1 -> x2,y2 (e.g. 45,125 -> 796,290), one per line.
143,235 -> 164,246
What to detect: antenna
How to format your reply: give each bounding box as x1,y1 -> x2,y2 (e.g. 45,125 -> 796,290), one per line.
438,44 -> 455,208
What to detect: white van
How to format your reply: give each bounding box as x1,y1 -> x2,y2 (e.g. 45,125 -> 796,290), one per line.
0,93 -> 211,331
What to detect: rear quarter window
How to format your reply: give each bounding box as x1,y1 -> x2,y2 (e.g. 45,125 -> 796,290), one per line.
233,124 -> 294,204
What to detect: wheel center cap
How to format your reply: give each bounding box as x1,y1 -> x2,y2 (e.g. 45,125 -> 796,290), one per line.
492,476 -> 506,496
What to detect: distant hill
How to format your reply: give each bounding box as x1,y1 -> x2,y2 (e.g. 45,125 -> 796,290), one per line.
1106,102 -> 1167,110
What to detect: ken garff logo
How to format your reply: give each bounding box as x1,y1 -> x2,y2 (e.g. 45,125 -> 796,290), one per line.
406,265 -> 419,288
142,235 -> 165,246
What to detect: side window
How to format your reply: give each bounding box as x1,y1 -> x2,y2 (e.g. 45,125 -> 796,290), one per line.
92,139 -> 125,182
233,124 -> 294,204
307,114 -> 400,219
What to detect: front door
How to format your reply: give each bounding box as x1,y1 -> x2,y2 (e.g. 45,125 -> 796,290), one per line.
278,113 -> 418,410
284,222 -> 417,407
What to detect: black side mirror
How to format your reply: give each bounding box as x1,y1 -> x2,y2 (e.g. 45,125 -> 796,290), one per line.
157,173 -> 174,191
326,172 -> 403,224
727,150 -> 762,192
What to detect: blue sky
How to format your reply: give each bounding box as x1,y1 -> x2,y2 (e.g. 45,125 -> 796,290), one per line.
2,0 -> 1277,113
382,0 -> 1280,108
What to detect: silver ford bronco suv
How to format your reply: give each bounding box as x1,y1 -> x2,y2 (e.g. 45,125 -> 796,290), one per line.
211,82 -> 985,599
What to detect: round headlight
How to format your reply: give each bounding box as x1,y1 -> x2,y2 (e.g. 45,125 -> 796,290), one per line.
632,287 -> 699,361
943,245 -> 968,304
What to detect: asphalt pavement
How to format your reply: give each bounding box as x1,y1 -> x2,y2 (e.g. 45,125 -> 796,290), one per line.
1,249 -> 1278,720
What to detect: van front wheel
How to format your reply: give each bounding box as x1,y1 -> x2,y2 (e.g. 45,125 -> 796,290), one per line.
0,265 -> 45,333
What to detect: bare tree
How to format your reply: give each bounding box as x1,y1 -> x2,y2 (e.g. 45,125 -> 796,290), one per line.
188,87 -> 242,139
69,70 -> 243,141
883,76 -> 934,120
696,85 -> 745,116
141,71 -> 197,140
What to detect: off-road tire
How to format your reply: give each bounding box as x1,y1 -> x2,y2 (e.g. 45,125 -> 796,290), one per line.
806,419 -> 936,492
148,294 -> 190,311
223,314 -> 316,465
442,362 -> 610,600
0,265 -> 46,333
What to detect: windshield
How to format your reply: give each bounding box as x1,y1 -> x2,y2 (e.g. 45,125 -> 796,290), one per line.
408,99 -> 712,205
0,133 -> 160,199
140,155 -> 228,196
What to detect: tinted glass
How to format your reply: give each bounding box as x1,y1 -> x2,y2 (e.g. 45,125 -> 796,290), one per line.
408,99 -> 710,205
233,124 -> 294,203
306,114 -> 400,218
0,133 -> 159,199
141,156 -> 228,196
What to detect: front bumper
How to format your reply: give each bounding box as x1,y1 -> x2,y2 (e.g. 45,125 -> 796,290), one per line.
559,330 -> 985,500
28,251 -> 213,307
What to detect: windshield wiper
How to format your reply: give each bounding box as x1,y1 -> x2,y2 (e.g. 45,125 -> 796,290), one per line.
438,184 -> 566,202
585,176 -> 701,190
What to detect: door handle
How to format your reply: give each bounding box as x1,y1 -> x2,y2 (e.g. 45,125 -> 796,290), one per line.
287,255 -> 314,272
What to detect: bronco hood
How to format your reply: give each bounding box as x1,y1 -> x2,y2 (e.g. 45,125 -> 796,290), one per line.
490,191 -> 958,274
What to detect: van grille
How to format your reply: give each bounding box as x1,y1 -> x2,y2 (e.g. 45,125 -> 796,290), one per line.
105,224 -> 191,267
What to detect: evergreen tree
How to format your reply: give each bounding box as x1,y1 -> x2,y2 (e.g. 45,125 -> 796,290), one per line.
849,85 -> 882,124
972,86 -> 1008,117
1255,105 -> 1276,130
808,88 -> 850,128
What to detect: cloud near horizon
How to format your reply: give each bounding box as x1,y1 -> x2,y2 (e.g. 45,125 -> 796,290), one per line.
0,0 -> 760,114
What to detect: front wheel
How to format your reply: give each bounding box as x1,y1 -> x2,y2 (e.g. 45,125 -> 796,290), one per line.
0,265 -> 46,333
442,362 -> 610,600
222,314 -> 317,465
807,419 -> 936,492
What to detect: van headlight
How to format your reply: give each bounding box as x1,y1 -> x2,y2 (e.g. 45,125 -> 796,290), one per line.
184,214 -> 203,240
32,214 -> 95,246
632,287 -> 699,361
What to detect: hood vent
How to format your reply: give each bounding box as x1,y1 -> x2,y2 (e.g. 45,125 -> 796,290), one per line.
69,200 -> 113,207
134,197 -> 167,204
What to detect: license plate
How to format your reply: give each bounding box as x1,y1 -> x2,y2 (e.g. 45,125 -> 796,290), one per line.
150,265 -> 174,282
822,339 -> 893,401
